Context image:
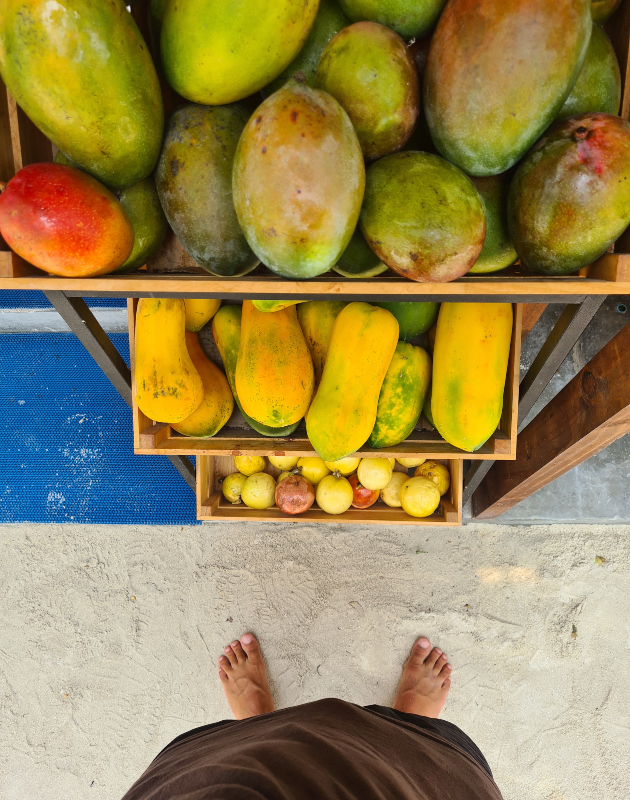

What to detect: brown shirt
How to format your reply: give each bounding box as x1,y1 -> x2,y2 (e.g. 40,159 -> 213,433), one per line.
122,699 -> 503,800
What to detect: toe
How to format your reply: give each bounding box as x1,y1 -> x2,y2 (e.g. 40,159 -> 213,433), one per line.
218,654 -> 231,672
441,676 -> 452,692
231,640 -> 245,663
407,637 -> 432,666
425,647 -> 443,669
433,653 -> 448,675
241,633 -> 263,665
224,646 -> 238,668
218,667 -> 229,683
438,661 -> 452,679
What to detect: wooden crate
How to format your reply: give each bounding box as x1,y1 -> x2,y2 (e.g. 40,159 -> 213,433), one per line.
129,299 -> 522,460
196,455 -> 463,525
1,0 -> 630,295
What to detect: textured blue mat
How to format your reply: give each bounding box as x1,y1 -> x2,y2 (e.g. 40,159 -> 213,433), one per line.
0,333 -> 200,525
0,290 -> 126,309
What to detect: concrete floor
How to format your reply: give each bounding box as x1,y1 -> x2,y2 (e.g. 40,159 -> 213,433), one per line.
1,521 -> 629,800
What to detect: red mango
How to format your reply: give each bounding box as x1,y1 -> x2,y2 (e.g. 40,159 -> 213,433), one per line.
0,163 -> 134,277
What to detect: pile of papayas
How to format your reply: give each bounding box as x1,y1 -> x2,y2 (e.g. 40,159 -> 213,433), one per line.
134,297 -> 513,460
1,0 -> 629,280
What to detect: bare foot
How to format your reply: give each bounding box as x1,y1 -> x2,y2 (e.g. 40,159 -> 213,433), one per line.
218,633 -> 275,720
392,637 -> 452,718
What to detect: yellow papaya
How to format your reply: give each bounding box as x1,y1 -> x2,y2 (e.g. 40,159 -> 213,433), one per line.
297,301 -> 347,386
369,342 -> 431,448
135,299 -> 203,423
306,302 -> 399,461
252,300 -> 306,313
432,303 -> 513,452
185,299 -> 222,332
172,332 -> 234,438
235,300 -> 314,427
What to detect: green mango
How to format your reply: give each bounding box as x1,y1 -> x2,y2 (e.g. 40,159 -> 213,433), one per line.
211,305 -> 301,437
338,0 -> 448,39
373,303 -> 439,341
315,21 -> 419,160
233,78 -> 365,279
161,0 -> 318,104
556,24 -> 621,121
262,0 -> 349,96
424,0 -> 591,176
468,175 -> 517,275
148,0 -> 170,65
369,342 -> 431,449
0,0 -> 163,189
156,104 -> 259,277
333,228 -> 388,278
508,113 -> 630,275
361,152 -> 486,282
403,36 -> 436,153
592,0 -> 622,23
54,151 -> 167,273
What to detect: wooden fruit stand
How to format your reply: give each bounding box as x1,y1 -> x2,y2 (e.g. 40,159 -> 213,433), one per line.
2,0 -> 630,523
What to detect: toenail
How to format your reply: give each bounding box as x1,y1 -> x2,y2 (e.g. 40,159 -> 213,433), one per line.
224,647 -> 231,653
446,664 -> 452,670
242,634 -> 253,645
435,649 -> 442,655
231,641 -> 239,647
418,638 -> 430,648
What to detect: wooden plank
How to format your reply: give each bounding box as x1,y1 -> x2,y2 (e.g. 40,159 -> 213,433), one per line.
472,321 -> 630,519
0,81 -> 15,184
521,304 -> 548,339
606,0 -> 630,121
2,258 -> 630,294
6,91 -> 53,170
138,422 -> 172,448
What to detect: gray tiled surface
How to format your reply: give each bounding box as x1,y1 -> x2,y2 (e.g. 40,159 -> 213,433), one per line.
465,299 -> 630,524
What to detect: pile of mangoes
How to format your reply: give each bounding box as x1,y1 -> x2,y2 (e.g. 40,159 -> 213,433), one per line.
0,0 -> 629,280
134,297 -> 513,457
221,453 -> 451,519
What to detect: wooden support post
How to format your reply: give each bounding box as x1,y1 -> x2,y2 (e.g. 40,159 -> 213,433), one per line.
472,321 -> 630,519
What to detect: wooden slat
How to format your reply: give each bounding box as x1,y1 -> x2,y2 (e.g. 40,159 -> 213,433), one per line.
521,303 -> 548,339
473,320 -> 630,519
0,81 -> 15,184
2,255 -> 630,293
606,0 -> 630,121
6,91 -> 53,169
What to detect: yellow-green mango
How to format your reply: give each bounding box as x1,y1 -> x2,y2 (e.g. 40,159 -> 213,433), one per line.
233,78 -> 365,279
0,0 -> 163,189
161,0 -> 319,104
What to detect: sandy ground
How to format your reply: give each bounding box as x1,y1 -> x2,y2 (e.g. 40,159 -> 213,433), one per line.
1,520 -> 629,800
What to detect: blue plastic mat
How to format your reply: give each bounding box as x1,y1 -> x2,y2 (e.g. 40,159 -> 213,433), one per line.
0,333 -> 199,525
0,291 -> 126,309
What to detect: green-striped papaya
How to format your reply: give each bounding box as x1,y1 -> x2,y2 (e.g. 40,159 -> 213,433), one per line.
369,343 -> 431,448
211,305 -> 301,437
0,0 -> 163,189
